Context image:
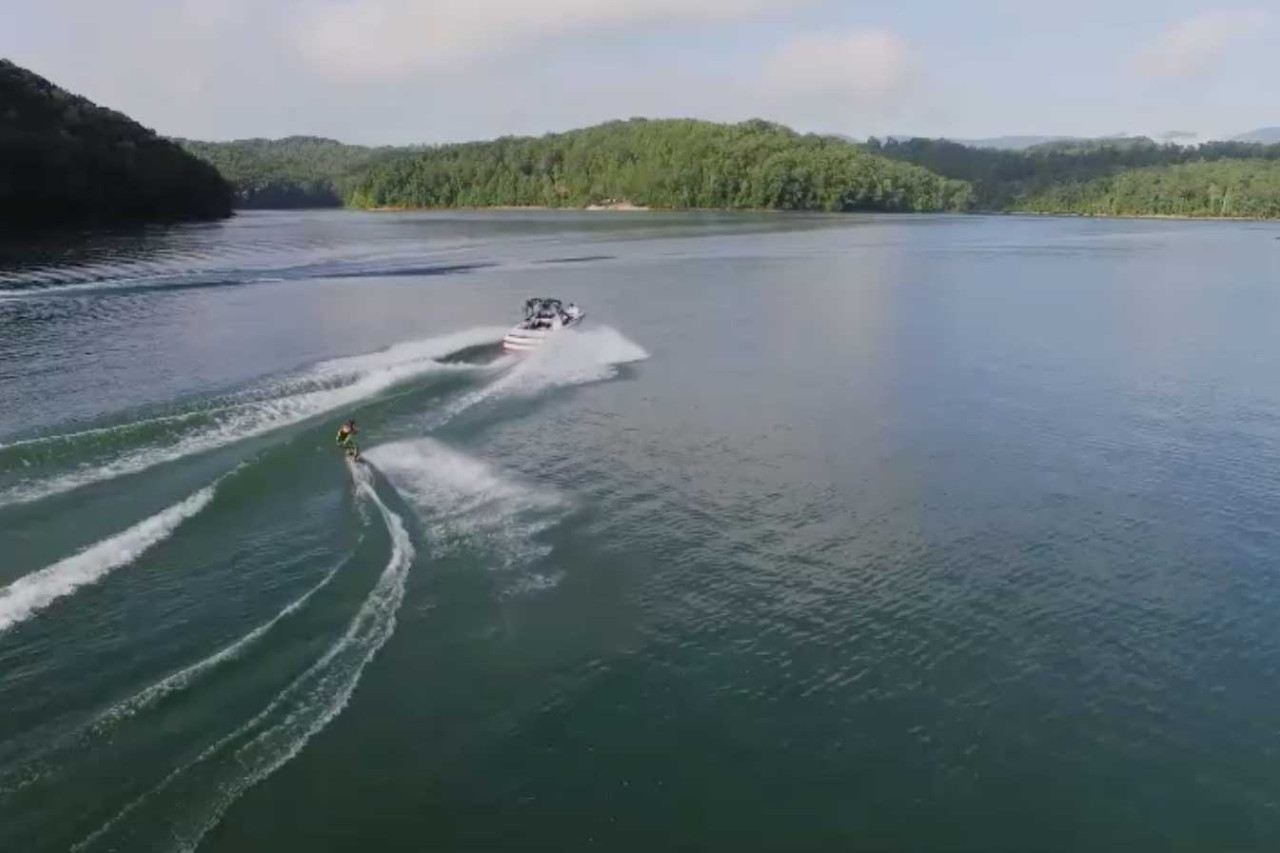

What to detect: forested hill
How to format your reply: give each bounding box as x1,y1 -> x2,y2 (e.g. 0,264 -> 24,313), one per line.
347,119 -> 975,213
179,137 -> 388,208
0,59 -> 231,227
1010,160 -> 1280,219
175,119 -> 1280,220
871,135 -> 1280,215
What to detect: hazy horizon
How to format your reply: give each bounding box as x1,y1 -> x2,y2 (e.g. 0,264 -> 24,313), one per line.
4,0 -> 1277,146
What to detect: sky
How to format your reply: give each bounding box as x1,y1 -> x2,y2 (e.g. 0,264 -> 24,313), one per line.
3,0 -> 1277,145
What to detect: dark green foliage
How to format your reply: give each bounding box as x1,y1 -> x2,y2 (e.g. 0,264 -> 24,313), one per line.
0,59 -> 232,227
1012,159 -> 1280,218
179,137 -> 392,208
347,119 -> 974,213
871,135 -> 1280,215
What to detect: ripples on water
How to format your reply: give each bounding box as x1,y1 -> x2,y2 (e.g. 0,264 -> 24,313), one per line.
3,211 -> 1280,851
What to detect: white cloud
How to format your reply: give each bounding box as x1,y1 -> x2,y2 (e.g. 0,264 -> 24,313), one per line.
762,29 -> 916,113
1136,9 -> 1269,79
293,0 -> 802,79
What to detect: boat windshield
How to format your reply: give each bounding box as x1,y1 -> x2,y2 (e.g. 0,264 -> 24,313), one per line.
524,298 -> 565,319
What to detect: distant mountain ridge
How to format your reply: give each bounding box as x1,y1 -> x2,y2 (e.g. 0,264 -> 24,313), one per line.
946,134 -> 1169,151
879,134 -> 1168,151
952,135 -> 1078,151
930,129 -> 1280,148
1233,127 -> 1280,144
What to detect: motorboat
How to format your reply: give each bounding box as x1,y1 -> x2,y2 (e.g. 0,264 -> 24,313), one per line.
502,298 -> 585,352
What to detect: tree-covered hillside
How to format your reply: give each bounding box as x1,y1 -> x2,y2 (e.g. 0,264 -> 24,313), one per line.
871,135 -> 1280,213
1010,159 -> 1280,219
173,118 -> 1280,220
179,137 -> 389,208
347,119 -> 974,213
0,59 -> 232,227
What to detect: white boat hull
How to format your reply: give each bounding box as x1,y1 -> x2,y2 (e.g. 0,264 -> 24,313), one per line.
502,327 -> 554,352
503,316 -> 583,352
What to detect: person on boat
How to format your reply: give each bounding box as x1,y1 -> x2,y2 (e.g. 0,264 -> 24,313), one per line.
336,419 -> 360,460
565,302 -> 583,324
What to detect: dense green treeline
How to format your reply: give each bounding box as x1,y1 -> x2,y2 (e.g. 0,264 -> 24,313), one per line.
0,59 -> 231,227
179,137 -> 390,208
871,135 -> 1280,214
347,119 -> 974,213
174,117 -> 1280,221
1010,159 -> 1280,218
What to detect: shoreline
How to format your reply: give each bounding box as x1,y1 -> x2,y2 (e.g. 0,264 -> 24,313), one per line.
359,203 -> 652,213
996,209 -> 1277,223
338,205 -> 1280,223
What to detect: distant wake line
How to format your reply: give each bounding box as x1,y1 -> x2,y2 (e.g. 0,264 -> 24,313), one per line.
74,463 -> 415,853
92,551 -> 352,731
0,326 -> 508,508
0,255 -> 492,301
0,486 -> 215,633
0,408 -> 220,452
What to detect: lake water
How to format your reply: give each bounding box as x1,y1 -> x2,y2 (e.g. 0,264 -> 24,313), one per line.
3,210 -> 1280,851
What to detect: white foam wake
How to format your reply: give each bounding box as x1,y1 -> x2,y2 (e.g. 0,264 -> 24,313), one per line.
0,326 -> 507,507
435,326 -> 648,426
74,463 -> 415,853
0,408 -> 214,452
0,486 -> 215,633
91,553 -> 350,731
366,438 -> 566,572
0,550 -> 354,807
508,325 -> 648,389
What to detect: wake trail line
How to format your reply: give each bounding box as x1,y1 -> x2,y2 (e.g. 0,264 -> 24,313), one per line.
0,326 -> 507,508
73,462 -> 415,853
0,552 -> 357,808
0,484 -> 216,633
91,550 -> 354,731
0,408 -> 222,452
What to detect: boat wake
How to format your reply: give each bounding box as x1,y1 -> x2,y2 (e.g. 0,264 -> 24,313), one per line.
367,438 -> 567,573
0,547 -> 356,810
0,326 -> 507,508
0,321 -> 648,849
72,462 -> 415,853
90,549 -> 352,730
0,484 -> 216,633
435,326 -> 648,427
